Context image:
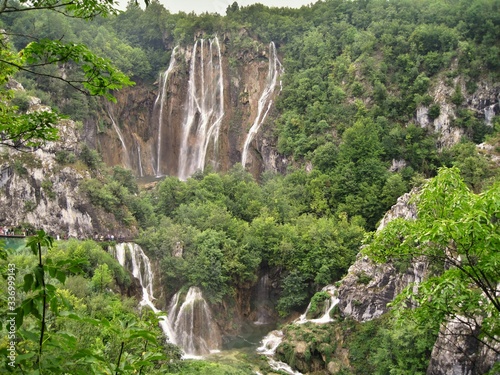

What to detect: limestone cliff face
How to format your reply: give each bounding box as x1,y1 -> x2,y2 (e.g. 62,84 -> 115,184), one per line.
0,114 -> 134,238
337,189 -> 427,322
427,316 -> 500,375
92,36 -> 286,179
415,77 -> 500,148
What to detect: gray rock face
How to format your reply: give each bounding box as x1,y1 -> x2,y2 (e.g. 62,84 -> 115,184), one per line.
427,317 -> 500,375
0,119 -> 92,237
415,78 -> 500,150
337,188 -> 426,322
337,254 -> 428,322
0,118 -> 130,238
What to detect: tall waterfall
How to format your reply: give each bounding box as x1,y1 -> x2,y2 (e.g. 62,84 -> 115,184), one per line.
113,243 -> 174,341
108,109 -> 131,169
154,47 -> 178,177
241,42 -> 283,168
166,286 -> 221,357
178,37 -> 225,180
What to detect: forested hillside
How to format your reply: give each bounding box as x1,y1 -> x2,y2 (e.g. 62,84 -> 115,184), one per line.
1,0 -> 499,373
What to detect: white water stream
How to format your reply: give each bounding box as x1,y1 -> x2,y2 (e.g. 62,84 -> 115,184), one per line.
241,42 -> 283,167
296,285 -> 339,324
154,47 -> 178,177
113,243 -> 220,357
108,109 -> 131,169
114,243 -> 172,338
178,37 -> 224,180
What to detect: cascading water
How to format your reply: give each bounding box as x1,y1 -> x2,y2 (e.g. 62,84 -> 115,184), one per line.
154,47 -> 178,177
258,285 -> 338,374
113,243 -> 173,341
254,273 -> 273,325
166,286 -> 221,357
257,330 -> 303,375
108,109 -> 131,169
178,37 -> 225,180
241,42 -> 283,168
296,285 -> 338,324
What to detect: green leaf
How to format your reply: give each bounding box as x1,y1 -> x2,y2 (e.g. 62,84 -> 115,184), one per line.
23,273 -> 34,292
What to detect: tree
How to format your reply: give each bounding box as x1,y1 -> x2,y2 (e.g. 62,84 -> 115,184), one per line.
0,0 -> 135,150
366,167 -> 500,356
91,263 -> 114,292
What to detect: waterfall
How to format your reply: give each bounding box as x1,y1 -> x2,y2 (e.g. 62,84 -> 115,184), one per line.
484,103 -> 496,127
137,145 -> 143,177
132,134 -> 144,177
113,243 -> 173,341
257,330 -> 303,375
178,37 -> 225,180
258,285 -> 338,374
166,286 -> 221,357
296,285 -> 338,324
154,47 -> 178,177
241,42 -> 283,168
254,273 -> 273,325
108,109 -> 131,169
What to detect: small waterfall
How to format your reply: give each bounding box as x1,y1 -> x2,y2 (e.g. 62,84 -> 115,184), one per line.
137,145 -> 143,177
258,285 -> 338,374
296,285 -> 338,324
108,109 -> 131,169
178,37 -> 225,180
254,273 -> 273,325
113,243 -> 172,340
167,286 -> 221,357
241,42 -> 283,167
132,134 -> 144,177
154,47 -> 178,177
484,103 -> 497,127
257,330 -> 303,375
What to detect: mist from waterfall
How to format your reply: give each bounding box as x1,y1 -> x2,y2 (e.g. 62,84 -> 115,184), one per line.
178,37 -> 225,180
154,47 -> 178,177
241,42 -> 283,168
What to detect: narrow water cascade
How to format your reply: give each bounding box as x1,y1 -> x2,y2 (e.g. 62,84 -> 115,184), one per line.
241,42 -> 283,167
108,109 -> 131,169
253,273 -> 273,325
132,134 -> 144,177
296,285 -> 338,324
178,37 -> 225,180
154,47 -> 178,177
257,330 -> 303,375
113,243 -> 172,340
167,286 -> 221,357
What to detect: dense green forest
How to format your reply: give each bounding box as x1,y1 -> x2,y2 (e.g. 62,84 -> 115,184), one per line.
1,0 -> 499,373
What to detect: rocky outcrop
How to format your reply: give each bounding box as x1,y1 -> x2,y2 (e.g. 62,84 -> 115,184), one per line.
337,188 -> 426,322
415,78 -> 499,148
0,115 -> 134,238
337,254 -> 428,322
427,317 -> 500,375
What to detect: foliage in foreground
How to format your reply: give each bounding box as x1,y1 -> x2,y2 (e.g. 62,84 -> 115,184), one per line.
0,233 -> 171,374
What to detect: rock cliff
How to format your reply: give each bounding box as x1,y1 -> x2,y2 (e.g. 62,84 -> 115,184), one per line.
0,97 -> 135,238
90,36 -> 286,180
